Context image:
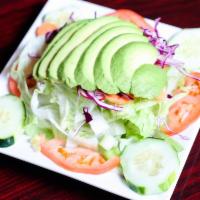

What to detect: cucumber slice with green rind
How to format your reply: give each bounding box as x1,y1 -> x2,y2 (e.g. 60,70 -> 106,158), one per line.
169,28 -> 200,71
0,136 -> 15,148
0,95 -> 25,140
121,138 -> 179,195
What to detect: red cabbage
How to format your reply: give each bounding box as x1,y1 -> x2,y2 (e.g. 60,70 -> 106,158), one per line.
28,53 -> 41,59
83,107 -> 93,123
45,29 -> 59,43
178,134 -> 190,140
78,87 -> 123,111
143,18 -> 200,82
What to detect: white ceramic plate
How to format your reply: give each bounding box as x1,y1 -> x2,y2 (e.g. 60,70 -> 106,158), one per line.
0,0 -> 200,199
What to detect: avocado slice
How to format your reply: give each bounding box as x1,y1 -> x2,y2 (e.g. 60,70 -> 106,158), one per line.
111,42 -> 158,93
33,20 -> 86,79
61,20 -> 138,87
95,33 -> 148,94
48,16 -> 119,80
36,20 -> 89,80
75,25 -> 142,91
131,64 -> 167,99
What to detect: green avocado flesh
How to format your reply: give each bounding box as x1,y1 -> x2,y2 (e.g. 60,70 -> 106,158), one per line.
48,16 -> 119,80
33,20 -> 87,79
75,26 -> 142,91
111,42 -> 159,93
131,64 -> 167,99
36,20 -> 89,80
35,17 -> 161,96
60,20 -> 137,87
95,33 -> 148,94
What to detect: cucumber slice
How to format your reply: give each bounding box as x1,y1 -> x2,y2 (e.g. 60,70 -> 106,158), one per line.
0,136 -> 15,148
169,28 -> 200,71
0,95 -> 25,140
121,138 -> 179,195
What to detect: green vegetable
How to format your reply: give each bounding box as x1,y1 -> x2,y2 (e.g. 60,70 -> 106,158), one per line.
114,100 -> 159,138
131,64 -> 167,99
169,28 -> 200,71
0,137 -> 15,148
159,171 -> 176,192
98,134 -> 120,159
0,95 -> 25,140
124,121 -> 143,140
121,138 -> 179,195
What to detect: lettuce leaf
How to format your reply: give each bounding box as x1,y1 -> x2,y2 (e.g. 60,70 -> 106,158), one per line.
30,82 -> 97,136
113,99 -> 159,138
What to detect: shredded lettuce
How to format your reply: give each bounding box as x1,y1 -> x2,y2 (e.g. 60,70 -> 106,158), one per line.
124,121 -> 143,140
112,100 -> 159,138
30,82 -> 97,137
98,134 -> 120,159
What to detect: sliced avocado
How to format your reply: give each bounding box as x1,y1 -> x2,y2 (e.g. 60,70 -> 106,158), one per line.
111,42 -> 158,93
33,20 -> 85,79
36,20 -> 89,80
48,16 -> 119,80
131,64 -> 167,99
75,26 -> 142,91
95,33 -> 148,94
61,20 -> 137,87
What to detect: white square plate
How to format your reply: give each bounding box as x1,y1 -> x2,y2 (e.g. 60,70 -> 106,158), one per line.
0,0 -> 199,200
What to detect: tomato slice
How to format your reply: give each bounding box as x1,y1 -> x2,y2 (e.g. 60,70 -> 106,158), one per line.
40,138 -> 120,174
165,72 -> 200,135
8,75 -> 36,97
36,22 -> 57,36
185,72 -> 200,96
108,9 -> 153,30
26,75 -> 37,88
104,93 -> 133,105
8,76 -> 21,97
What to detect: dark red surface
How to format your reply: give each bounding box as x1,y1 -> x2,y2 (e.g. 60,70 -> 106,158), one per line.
0,0 -> 200,199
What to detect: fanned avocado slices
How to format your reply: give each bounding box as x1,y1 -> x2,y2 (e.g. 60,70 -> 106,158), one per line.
95,33 -> 148,94
48,16 -> 119,80
111,42 -> 159,93
34,16 -> 163,97
75,25 -> 142,91
36,20 -> 89,80
33,20 -> 86,79
60,20 -> 137,87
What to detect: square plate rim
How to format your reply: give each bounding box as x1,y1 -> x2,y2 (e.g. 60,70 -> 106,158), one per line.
0,1 -> 199,200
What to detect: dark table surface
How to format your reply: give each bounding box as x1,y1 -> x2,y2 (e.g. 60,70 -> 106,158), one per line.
0,0 -> 200,199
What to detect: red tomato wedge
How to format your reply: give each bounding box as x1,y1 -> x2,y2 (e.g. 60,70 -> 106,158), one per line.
107,9 -> 153,30
8,75 -> 36,97
36,22 -> 57,36
8,76 -> 21,97
165,72 -> 200,135
104,93 -> 133,105
40,138 -> 120,174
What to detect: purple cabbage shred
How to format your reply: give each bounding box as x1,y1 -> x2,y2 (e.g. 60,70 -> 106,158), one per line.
83,107 -> 93,123
143,18 -> 179,68
69,12 -> 75,22
143,18 -> 200,82
45,29 -> 59,43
